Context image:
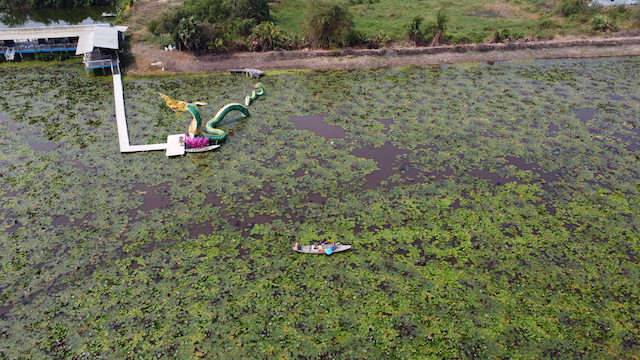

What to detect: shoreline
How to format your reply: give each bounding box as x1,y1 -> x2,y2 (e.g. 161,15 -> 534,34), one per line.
127,35 -> 640,75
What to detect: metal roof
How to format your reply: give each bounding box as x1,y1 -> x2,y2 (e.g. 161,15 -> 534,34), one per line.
0,24 -> 127,54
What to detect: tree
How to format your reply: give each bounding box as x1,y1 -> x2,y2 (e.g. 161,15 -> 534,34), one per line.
177,15 -> 202,51
184,0 -> 230,24
430,8 -> 448,46
201,22 -> 231,53
248,21 -> 288,51
406,16 -> 425,46
302,0 -> 354,49
229,0 -> 270,23
147,8 -> 187,48
184,0 -> 269,24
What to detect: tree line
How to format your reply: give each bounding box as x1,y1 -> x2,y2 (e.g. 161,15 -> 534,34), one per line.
148,0 -> 400,54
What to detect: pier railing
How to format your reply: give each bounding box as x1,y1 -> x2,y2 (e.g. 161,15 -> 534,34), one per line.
0,43 -> 77,53
84,58 -> 114,69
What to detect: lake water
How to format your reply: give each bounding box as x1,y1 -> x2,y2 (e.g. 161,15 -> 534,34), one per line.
0,6 -> 111,29
1,57 -> 639,359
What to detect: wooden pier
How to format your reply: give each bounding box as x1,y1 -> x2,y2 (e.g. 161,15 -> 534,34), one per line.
112,74 -> 182,156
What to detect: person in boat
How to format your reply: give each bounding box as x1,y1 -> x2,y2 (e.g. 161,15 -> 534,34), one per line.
322,241 -> 337,249
321,242 -> 338,255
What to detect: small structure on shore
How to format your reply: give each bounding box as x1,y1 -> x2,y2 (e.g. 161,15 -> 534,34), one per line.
230,68 -> 265,79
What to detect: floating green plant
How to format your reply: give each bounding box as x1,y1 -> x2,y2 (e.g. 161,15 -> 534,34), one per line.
0,57 -> 638,359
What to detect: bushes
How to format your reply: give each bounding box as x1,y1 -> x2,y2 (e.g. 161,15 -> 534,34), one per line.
590,14 -> 614,31
34,52 -> 76,61
364,31 -> 391,49
606,4 -> 632,21
404,9 -> 449,46
538,18 -> 561,30
558,0 -> 590,18
450,31 -> 488,45
148,0 -> 271,54
406,16 -> 426,46
230,0 -> 270,23
633,6 -> 640,27
247,21 -> 288,51
148,7 -> 188,49
302,0 -> 355,48
143,0 -> 635,54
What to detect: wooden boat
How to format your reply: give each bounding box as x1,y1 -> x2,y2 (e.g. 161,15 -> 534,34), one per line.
184,144 -> 221,153
292,243 -> 351,254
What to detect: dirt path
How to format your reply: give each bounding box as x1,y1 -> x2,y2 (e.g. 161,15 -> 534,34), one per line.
126,35 -> 640,76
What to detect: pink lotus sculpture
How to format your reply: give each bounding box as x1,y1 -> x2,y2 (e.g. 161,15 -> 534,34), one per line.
184,136 -> 209,148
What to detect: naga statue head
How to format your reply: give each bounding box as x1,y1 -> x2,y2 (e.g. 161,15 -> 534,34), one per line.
159,93 -> 207,112
160,94 -> 209,137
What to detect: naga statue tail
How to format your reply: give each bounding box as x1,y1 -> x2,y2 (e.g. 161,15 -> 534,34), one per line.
203,83 -> 266,143
244,83 -> 266,106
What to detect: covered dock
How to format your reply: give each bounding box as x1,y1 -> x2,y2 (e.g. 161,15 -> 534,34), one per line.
0,24 -> 127,73
1,24 -> 184,155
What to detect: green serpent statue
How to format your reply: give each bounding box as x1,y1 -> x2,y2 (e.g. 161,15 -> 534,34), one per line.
160,83 -> 266,145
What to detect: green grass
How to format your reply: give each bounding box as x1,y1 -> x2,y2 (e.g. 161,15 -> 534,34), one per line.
270,0 -> 640,43
271,0 -> 559,42
0,57 -> 639,358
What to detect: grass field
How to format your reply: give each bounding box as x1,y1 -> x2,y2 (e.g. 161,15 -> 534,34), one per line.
0,56 -> 639,358
270,0 -> 572,43
122,0 -> 639,52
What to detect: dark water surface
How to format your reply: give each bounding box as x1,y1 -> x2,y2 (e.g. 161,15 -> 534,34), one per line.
289,112 -> 346,139
0,6 -> 111,28
351,142 -> 410,190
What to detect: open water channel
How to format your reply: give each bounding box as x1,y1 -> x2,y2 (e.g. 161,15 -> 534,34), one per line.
0,6 -> 111,28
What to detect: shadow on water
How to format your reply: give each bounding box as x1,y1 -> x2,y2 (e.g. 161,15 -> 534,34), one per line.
288,113 -> 421,190
2,110 -> 64,152
351,142 -> 410,190
574,108 -> 599,122
0,304 -> 13,318
376,118 -> 395,133
467,168 -> 515,186
0,110 -> 20,141
127,183 -> 172,219
204,192 -> 224,206
29,141 -> 60,151
505,156 -> 559,183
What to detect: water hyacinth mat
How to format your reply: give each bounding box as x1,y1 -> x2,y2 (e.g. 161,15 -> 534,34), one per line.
0,57 -> 638,359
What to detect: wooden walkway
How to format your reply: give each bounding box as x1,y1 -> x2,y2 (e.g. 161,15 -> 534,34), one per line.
112,74 -> 184,156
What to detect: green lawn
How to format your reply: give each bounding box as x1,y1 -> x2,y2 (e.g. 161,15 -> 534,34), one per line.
270,0 -> 561,42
